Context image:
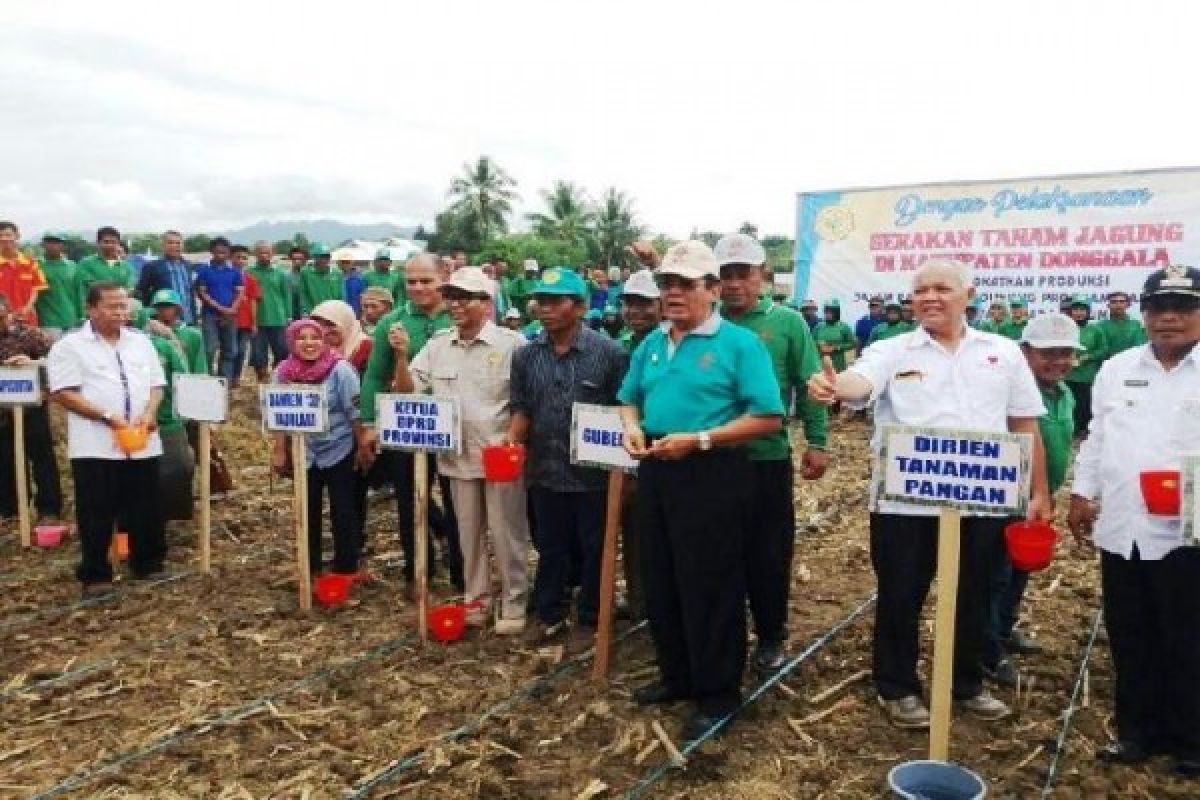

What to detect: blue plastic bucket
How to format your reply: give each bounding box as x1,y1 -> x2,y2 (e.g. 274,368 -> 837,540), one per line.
887,760 -> 987,800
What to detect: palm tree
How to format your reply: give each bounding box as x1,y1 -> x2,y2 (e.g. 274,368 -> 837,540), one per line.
593,188 -> 644,266
526,181 -> 595,246
447,156 -> 519,244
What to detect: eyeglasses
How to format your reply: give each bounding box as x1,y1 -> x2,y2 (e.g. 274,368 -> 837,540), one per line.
440,289 -> 484,304
1143,295 -> 1200,313
717,264 -> 755,280
654,274 -> 700,291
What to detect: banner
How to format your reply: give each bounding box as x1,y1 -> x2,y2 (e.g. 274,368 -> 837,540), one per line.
0,366 -> 41,406
570,403 -> 638,472
375,393 -> 461,453
795,167 -> 1200,323
259,385 -> 329,434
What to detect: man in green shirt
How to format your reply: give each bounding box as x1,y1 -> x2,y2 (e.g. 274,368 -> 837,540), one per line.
355,253 -> 460,592
813,299 -> 856,371
867,302 -> 912,344
977,299 -> 1008,334
75,226 -> 133,315
1096,290 -> 1147,359
1065,294 -> 1109,434
247,241 -> 291,380
36,232 -> 81,335
149,289 -> 208,375
364,249 -> 405,305
716,233 -> 829,673
985,312 -> 1080,686
298,242 -> 344,314
997,298 -> 1030,340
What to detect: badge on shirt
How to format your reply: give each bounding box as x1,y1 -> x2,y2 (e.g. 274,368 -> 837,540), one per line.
486,352 -> 500,366
893,370 -> 925,381
698,351 -> 716,369
1123,379 -> 1149,388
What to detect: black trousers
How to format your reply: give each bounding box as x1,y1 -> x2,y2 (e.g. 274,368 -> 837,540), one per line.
869,513 -> 1004,701
530,487 -> 605,626
307,451 -> 361,575
72,457 -> 165,583
0,406 -> 62,517
1066,380 -> 1093,435
382,451 -> 464,588
1101,546 -> 1200,759
745,459 -> 796,646
619,477 -> 645,619
638,449 -> 751,716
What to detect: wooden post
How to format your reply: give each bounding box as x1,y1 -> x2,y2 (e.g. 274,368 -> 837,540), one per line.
13,406 -> 31,547
593,469 -> 625,680
197,422 -> 212,573
292,435 -> 311,611
414,451 -> 429,642
928,507 -> 962,761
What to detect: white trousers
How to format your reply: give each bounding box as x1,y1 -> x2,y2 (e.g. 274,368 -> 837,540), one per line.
447,477 -> 530,619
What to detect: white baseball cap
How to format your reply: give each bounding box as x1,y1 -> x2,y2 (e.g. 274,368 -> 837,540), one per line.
1020,312 -> 1085,349
523,258 -> 539,273
621,269 -> 660,299
442,266 -> 495,299
713,233 -> 766,267
504,308 -> 522,320
658,240 -> 719,280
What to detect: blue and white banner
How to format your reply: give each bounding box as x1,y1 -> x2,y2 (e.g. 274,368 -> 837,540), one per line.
259,385 -> 329,434
375,393 -> 460,453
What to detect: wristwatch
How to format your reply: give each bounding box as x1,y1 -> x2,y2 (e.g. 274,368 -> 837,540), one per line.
697,431 -> 713,451
100,411 -> 115,427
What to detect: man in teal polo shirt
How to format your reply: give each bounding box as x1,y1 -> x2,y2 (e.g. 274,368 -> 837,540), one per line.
36,232 -> 80,336
619,240 -> 784,741
357,253 -> 461,592
298,242 -> 344,314
716,233 -> 829,673
248,241 -> 291,379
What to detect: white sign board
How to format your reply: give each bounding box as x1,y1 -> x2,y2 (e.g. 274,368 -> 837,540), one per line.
570,403 -> 638,472
1182,457 -> 1200,545
259,385 -> 329,434
375,393 -> 461,453
878,425 -> 1032,515
0,366 -> 42,406
173,374 -> 228,422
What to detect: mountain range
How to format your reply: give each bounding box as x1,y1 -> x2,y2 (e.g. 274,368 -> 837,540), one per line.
221,219 -> 420,245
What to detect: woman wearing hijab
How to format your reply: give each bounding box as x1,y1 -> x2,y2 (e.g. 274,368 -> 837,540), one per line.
311,299 -> 371,374
271,318 -> 363,578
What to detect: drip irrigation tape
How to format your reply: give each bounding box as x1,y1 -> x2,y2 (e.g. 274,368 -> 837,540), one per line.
1039,608 -> 1104,799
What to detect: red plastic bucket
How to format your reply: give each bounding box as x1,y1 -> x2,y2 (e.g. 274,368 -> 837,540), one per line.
428,603 -> 468,643
1005,521 -> 1058,572
1140,470 -> 1181,516
35,524 -> 68,548
482,444 -> 525,482
314,573 -> 355,608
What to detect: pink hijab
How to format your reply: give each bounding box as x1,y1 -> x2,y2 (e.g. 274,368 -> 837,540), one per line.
276,318 -> 342,384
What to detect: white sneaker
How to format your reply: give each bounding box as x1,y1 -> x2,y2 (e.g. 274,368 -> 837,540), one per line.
466,603 -> 490,628
494,615 -> 527,635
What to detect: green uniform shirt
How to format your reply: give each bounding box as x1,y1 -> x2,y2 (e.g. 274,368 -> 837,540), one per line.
172,323 -> 208,374
813,320 -> 856,371
298,266 -> 345,314
977,318 -> 1006,334
148,333 -> 188,434
363,268 -> 406,304
360,301 -> 453,423
1038,381 -> 1075,494
722,297 -> 828,458
507,276 -> 541,318
996,318 -> 1028,341
867,320 -> 915,344
75,255 -> 133,312
247,264 -> 292,328
521,320 -> 543,339
35,256 -> 81,329
617,327 -> 653,354
1067,323 -> 1109,384
617,316 -> 785,434
1095,317 -> 1147,358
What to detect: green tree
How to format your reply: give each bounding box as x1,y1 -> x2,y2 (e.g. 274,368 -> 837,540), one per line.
526,181 -> 594,246
412,224 -> 429,242
128,233 -> 162,256
447,156 -> 519,245
183,233 -> 211,252
738,221 -> 759,238
59,234 -> 95,261
592,188 -> 644,267
272,232 -> 312,255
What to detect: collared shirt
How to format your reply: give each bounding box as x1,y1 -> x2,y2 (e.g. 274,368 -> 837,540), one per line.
867,320 -> 916,345
618,313 -> 785,435
1096,316 -> 1147,358
511,325 -> 627,492
47,322 -> 167,460
996,318 -> 1028,341
363,268 -> 405,304
721,297 -> 828,458
136,257 -> 197,324
75,255 -> 133,314
1066,322 -> 1109,383
148,332 -> 187,434
408,321 -> 527,479
1072,344 -> 1200,560
194,261 -> 244,314
1038,381 -> 1074,494
848,324 -> 1045,516
0,252 -> 48,322
298,267 -> 345,315
35,256 -> 80,329
273,360 -> 361,470
236,271 -> 260,330
813,320 -> 856,371
360,301 -> 453,423
247,264 -> 292,328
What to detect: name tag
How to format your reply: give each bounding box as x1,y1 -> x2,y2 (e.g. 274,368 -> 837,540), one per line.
1123,379 -> 1149,388
894,370 -> 925,381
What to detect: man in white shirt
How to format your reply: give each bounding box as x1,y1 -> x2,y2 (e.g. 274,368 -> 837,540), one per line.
47,281 -> 167,597
1068,264 -> 1200,776
809,258 -> 1050,729
390,267 -> 531,635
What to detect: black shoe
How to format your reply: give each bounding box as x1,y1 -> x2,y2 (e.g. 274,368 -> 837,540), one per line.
633,683 -> 687,707
1002,630 -> 1043,655
753,641 -> 786,673
81,581 -> 115,599
1174,759 -> 1200,778
681,711 -> 729,742
1098,740 -> 1156,765
982,658 -> 1019,688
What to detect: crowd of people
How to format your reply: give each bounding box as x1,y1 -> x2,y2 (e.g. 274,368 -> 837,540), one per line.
0,218 -> 1197,773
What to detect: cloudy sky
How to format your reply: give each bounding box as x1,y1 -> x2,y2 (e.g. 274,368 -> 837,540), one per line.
3,0 -> 1196,239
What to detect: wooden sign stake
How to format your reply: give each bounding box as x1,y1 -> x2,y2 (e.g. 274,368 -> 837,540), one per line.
197,422 -> 211,573
13,406 -> 31,547
593,469 -> 626,680
414,451 -> 429,641
928,507 -> 962,761
291,435 -> 311,611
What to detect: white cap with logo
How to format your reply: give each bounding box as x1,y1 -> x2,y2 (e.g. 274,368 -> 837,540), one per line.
1020,312 -> 1085,349
621,269 -> 660,299
713,233 -> 767,267
443,266 -> 495,299
658,240 -> 719,280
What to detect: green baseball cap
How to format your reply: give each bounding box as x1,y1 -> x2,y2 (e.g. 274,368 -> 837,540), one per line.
150,289 -> 183,308
585,309 -> 602,321
374,249 -> 392,261
823,298 -> 840,309
1010,298 -> 1028,308
1069,294 -> 1091,307
309,242 -> 330,257
532,267 -> 587,299
41,231 -> 68,242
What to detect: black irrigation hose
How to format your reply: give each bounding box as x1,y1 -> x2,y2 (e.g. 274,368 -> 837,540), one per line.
30,632 -> 417,800
1040,608 -> 1104,799
623,593 -> 877,800
350,620 -> 651,799
0,571 -> 193,635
